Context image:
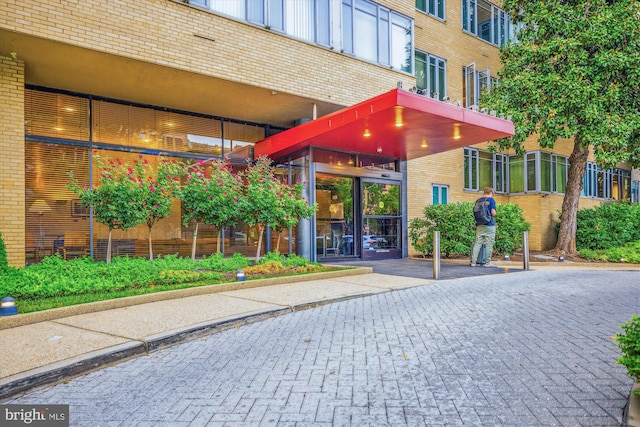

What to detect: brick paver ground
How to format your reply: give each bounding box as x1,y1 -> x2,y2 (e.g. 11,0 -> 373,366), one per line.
5,269 -> 638,426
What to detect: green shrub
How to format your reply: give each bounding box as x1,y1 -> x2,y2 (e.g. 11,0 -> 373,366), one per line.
580,241 -> 640,263
0,251 -> 314,301
616,315 -> 640,394
569,202 -> 640,251
409,202 -> 530,257
258,251 -> 320,268
0,232 -> 8,272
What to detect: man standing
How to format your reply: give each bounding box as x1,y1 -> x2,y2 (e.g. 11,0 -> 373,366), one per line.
470,187 -> 497,267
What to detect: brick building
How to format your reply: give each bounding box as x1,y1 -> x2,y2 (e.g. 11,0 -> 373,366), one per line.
0,0 -> 637,267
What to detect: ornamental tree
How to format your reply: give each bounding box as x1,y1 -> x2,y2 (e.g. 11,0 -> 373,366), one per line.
68,154 -> 147,263
179,159 -> 244,259
134,156 -> 184,260
238,156 -> 316,261
481,0 -> 640,255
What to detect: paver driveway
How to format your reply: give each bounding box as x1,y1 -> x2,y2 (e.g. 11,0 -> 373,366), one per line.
4,269 -> 638,426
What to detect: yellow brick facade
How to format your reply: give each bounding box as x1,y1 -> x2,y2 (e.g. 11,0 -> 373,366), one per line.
0,55 -> 25,267
0,0 -> 636,265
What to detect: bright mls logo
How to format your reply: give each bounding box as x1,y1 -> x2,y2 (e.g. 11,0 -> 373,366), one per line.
1,405 -> 69,426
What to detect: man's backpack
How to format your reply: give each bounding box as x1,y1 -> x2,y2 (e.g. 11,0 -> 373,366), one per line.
473,197 -> 492,225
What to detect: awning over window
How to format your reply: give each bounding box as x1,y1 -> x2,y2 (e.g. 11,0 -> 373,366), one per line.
254,88 -> 515,161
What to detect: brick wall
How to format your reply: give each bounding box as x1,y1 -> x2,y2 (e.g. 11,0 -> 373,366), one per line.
0,55 -> 25,267
0,0 -> 413,106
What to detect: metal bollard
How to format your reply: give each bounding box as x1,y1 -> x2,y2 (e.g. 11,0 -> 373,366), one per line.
433,231 -> 440,280
522,231 -> 529,270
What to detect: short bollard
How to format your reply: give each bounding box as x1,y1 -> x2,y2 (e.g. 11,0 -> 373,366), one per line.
0,296 -> 18,316
236,270 -> 246,282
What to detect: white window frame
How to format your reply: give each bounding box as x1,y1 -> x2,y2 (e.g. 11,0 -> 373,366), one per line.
461,0 -> 513,47
416,0 -> 445,21
464,147 -> 507,193
415,50 -> 446,99
432,184 -> 449,205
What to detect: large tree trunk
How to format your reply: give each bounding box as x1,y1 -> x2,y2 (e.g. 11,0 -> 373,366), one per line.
554,140 -> 589,255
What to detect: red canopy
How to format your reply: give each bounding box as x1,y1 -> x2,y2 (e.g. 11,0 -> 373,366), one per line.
255,88 -> 514,161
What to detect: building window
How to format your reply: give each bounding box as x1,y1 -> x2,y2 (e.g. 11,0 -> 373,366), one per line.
508,151 -> 568,194
432,184 -> 448,204
207,0 -> 330,46
463,147 -> 479,190
416,0 -> 445,20
342,0 -> 413,72
539,152 -> 568,193
463,63 -> 497,108
632,180 -> 639,203
582,162 -> 599,197
462,0 -> 512,46
464,148 -> 507,193
415,51 -> 446,99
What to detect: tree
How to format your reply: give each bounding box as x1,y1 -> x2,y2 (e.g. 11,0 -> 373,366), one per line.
135,157 -> 183,260
239,157 -> 316,261
68,154 -> 148,263
179,159 -> 243,259
481,0 -> 640,255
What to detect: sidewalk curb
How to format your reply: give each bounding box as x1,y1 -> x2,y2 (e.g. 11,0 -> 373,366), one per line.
0,291 -> 383,399
0,268 -> 376,399
0,266 -> 372,330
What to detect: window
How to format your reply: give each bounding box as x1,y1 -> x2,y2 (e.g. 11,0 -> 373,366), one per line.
415,51 -> 446,99
463,147 -> 479,190
582,162 -> 599,197
464,147 -> 507,193
463,63 -> 497,108
508,154 -> 524,193
432,184 -> 448,204
342,0 -> 413,72
509,151 -> 568,194
416,0 -> 445,20
208,0 -> 330,46
462,0 -> 513,46
632,180 -> 639,203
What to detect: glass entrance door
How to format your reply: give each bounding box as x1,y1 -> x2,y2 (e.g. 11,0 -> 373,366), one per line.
361,180 -> 402,259
315,174 -> 402,260
315,173 -> 355,258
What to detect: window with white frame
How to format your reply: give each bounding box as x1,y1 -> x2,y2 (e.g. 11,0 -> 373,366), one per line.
205,0 -> 331,46
342,0 -> 413,72
432,184 -> 448,205
415,51 -> 446,99
416,0 -> 445,20
464,147 -> 507,193
463,63 -> 498,108
461,0 -> 513,46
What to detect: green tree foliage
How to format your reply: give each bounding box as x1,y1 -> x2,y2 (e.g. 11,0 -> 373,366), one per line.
68,155 -> 148,263
239,157 -> 316,261
0,231 -> 8,272
136,157 -> 184,260
481,0 -> 640,255
408,202 -> 530,257
180,159 -> 244,259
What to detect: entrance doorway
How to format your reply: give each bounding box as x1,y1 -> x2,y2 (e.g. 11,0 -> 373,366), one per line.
315,173 -> 402,261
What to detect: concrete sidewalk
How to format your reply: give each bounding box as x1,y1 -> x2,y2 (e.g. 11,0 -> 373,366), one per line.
0,266 -> 435,398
